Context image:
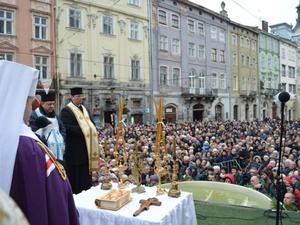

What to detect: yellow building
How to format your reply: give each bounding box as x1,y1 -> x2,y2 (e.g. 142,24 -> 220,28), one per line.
228,21 -> 259,121
56,0 -> 150,125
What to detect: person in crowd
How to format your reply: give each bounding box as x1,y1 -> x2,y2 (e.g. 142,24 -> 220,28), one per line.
250,176 -> 268,194
223,173 -> 235,184
283,193 -> 299,210
60,87 -> 99,194
0,61 -> 80,225
285,183 -> 300,206
29,93 -> 66,160
231,166 -> 243,185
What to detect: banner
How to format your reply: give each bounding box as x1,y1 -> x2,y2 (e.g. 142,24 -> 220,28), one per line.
40,79 -> 52,94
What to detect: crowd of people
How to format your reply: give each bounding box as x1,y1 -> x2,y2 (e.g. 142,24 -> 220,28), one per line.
96,119 -> 300,211
1,61 -> 300,224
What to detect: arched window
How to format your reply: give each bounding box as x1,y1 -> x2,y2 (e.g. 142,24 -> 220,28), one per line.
189,69 -> 196,88
233,105 -> 238,121
199,71 -> 205,93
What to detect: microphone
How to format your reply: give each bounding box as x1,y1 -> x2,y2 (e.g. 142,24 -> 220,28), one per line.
278,91 -> 290,103
36,116 -> 51,129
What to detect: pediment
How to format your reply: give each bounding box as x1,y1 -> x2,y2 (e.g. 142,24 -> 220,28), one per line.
0,41 -> 18,51
31,45 -> 53,54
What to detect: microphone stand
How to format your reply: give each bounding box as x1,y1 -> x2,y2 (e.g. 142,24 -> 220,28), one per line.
275,92 -> 290,225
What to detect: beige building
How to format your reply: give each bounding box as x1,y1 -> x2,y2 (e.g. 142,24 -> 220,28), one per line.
0,0 -> 56,93
228,21 -> 259,121
278,38 -> 297,120
56,0 -> 150,125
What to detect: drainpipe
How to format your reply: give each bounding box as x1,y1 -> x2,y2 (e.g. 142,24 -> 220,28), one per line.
148,0 -> 154,124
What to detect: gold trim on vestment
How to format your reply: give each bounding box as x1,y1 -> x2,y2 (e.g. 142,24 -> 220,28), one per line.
36,142 -> 67,180
67,103 -> 99,172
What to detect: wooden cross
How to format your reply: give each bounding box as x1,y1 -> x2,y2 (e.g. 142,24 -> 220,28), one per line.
133,197 -> 162,217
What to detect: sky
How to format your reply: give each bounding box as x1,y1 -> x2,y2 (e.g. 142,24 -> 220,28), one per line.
190,0 -> 300,28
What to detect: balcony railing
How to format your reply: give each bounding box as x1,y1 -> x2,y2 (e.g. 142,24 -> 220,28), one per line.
181,88 -> 218,96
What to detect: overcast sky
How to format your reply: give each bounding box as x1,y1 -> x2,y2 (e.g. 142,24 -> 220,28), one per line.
189,0 -> 299,28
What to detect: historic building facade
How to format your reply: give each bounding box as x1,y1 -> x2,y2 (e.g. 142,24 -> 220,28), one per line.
228,21 -> 259,121
55,0 -> 151,125
0,0 -> 56,93
257,22 -> 281,120
152,0 -> 230,122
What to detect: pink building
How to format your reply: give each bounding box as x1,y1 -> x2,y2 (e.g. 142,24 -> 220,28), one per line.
0,0 -> 56,93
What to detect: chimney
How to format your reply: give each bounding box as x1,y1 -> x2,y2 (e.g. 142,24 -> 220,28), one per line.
262,20 -> 268,32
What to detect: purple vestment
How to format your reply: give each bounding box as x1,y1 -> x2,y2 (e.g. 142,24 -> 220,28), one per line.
10,136 -> 80,225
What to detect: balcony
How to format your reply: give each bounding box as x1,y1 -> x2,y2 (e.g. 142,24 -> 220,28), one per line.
181,88 -> 218,102
239,90 -> 256,101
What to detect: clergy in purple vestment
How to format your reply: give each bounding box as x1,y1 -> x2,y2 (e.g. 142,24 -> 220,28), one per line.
0,61 -> 80,225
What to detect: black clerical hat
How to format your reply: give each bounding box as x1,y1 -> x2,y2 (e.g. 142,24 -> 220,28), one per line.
41,93 -> 55,102
70,87 -> 83,96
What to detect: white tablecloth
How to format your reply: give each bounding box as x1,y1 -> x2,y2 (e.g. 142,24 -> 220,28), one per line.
74,184 -> 197,225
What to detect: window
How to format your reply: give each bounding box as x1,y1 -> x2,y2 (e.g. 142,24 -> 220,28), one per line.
211,73 -> 217,88
268,56 -> 271,69
211,48 -> 217,62
70,53 -> 82,77
129,0 -> 139,6
211,27 -> 217,39
34,16 -> 47,39
219,50 -> 225,63
104,56 -> 114,79
282,48 -> 285,59
232,75 -> 237,90
198,45 -> 205,59
159,35 -> 168,51
219,30 -> 225,42
267,38 -> 271,51
253,78 -> 257,91
220,74 -> 225,89
0,52 -> 13,61
188,43 -> 195,57
240,37 -> 245,47
273,40 -> 278,52
159,66 -> 167,85
188,19 -> 195,33
241,77 -> 245,90
0,10 -> 13,35
260,36 -> 265,48
281,64 -> 286,76
35,56 -> 48,79
232,53 -> 237,65
69,9 -> 82,29
199,72 -> 205,92
102,16 -> 113,34
252,41 -> 256,51
131,58 -> 140,80
231,34 -> 237,45
289,84 -> 296,94
197,22 -> 204,35
241,55 -> 245,66
288,66 -> 295,78
172,68 -> 180,86
261,55 -> 266,68
129,22 -> 139,40
246,39 -> 250,48
252,58 -> 256,68
171,38 -> 180,54
246,56 -> 250,67
189,69 -> 196,88
158,10 -> 167,25
171,14 -> 179,28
